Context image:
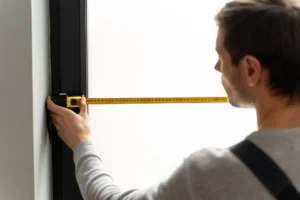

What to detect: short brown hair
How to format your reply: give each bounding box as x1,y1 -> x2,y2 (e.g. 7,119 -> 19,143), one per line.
215,0 -> 300,104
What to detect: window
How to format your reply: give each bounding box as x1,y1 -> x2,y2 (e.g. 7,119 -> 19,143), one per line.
50,0 -> 257,199
87,0 -> 256,191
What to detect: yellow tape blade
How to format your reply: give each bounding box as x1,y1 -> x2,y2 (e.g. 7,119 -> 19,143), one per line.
66,96 -> 228,107
85,97 -> 228,104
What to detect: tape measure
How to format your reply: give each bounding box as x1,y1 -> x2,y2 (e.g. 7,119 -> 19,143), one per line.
66,96 -> 228,108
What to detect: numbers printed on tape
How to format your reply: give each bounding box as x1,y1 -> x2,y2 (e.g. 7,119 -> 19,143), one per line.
66,96 -> 228,108
86,97 -> 228,104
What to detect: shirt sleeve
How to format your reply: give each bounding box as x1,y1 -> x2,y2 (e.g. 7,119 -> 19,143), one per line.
73,140 -> 195,200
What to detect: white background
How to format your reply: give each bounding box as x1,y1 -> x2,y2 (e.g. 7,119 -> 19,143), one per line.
87,0 -> 257,191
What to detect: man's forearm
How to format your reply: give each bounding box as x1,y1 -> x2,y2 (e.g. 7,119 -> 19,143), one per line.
74,140 -> 128,199
73,140 -> 191,200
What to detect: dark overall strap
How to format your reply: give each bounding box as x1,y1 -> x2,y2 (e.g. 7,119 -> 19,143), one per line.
230,140 -> 300,200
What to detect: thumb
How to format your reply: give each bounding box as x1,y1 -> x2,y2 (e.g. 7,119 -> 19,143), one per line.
79,96 -> 88,115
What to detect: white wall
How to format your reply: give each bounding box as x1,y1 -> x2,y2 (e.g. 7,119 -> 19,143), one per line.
0,0 -> 51,199
32,0 -> 52,199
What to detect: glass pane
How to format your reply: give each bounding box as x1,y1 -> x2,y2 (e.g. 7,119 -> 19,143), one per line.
87,0 -> 257,191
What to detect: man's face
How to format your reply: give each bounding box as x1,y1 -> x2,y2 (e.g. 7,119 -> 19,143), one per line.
214,28 -> 254,108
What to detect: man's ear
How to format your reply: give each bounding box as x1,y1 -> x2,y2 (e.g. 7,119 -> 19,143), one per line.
241,55 -> 262,87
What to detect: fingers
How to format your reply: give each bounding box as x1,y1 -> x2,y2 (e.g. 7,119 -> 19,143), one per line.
51,119 -> 61,130
79,96 -> 88,116
50,112 -> 59,120
46,96 -> 68,114
49,112 -> 62,131
47,95 -> 87,117
50,112 -> 60,125
46,96 -> 60,113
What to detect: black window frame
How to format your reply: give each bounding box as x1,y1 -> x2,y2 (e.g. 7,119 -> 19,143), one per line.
49,0 -> 87,199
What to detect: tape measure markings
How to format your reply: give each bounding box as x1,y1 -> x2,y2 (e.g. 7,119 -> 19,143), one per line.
85,97 -> 228,104
66,96 -> 228,108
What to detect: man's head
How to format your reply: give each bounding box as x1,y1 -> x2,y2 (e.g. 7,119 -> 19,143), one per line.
214,0 -> 300,108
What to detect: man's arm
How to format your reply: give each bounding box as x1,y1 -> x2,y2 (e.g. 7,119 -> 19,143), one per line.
74,140 -> 194,200
46,96 -> 194,200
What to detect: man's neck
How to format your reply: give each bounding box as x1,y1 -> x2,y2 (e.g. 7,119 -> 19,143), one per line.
256,97 -> 300,130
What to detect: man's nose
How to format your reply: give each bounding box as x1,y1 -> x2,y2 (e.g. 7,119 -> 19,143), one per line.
214,60 -> 220,72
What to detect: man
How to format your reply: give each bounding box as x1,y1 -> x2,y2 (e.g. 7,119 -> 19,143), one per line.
47,0 -> 300,199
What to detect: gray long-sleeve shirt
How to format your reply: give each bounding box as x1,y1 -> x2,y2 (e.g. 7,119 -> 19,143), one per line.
73,127 -> 300,200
